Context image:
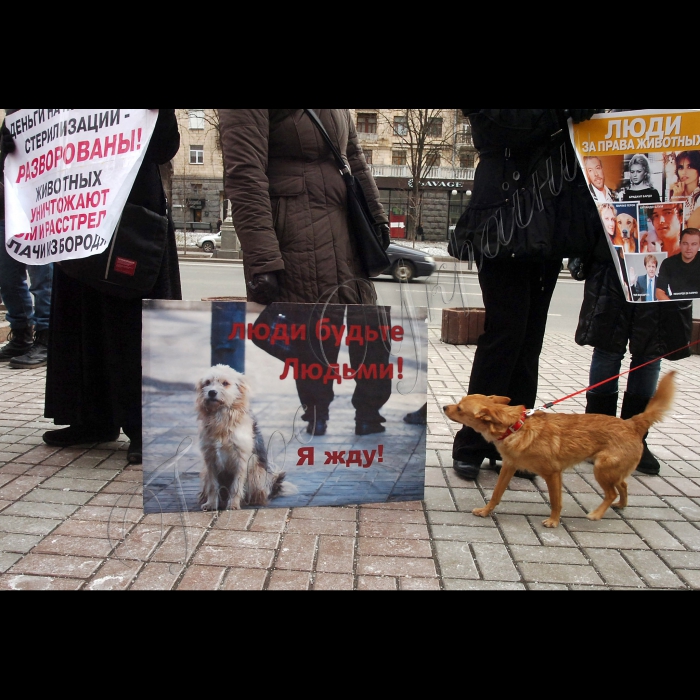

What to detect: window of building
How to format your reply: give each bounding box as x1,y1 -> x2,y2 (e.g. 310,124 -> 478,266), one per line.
459,151 -> 475,168
392,150 -> 407,166
393,116 -> 408,136
427,117 -> 443,137
190,146 -> 204,164
357,112 -> 377,134
426,151 -> 441,168
189,110 -> 205,129
364,149 -> 373,164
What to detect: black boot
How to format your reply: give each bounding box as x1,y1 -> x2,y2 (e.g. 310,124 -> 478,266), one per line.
0,326 -> 34,362
9,329 -> 49,369
620,392 -> 661,476
585,391 -> 618,416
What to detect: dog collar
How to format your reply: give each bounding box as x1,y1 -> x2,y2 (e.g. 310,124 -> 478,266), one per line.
498,409 -> 528,441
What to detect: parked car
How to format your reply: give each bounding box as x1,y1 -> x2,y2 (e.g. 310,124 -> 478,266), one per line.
380,243 -> 436,282
195,232 -> 222,253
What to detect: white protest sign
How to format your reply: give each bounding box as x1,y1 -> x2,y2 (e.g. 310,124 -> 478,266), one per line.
3,109 -> 158,264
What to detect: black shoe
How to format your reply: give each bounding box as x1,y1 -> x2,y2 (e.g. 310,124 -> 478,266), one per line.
9,329 -> 49,369
0,326 -> 34,362
635,443 -> 660,475
403,403 -> 427,425
127,440 -> 142,464
452,445 -> 500,479
43,425 -> 120,447
355,421 -> 386,436
306,419 -> 327,436
492,462 -> 537,480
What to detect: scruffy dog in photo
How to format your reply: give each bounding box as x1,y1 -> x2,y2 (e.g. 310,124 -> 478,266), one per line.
443,371 -> 675,528
195,364 -> 296,510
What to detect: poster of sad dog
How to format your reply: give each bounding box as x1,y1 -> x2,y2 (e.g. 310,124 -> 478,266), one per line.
570,109 -> 700,302
141,300 -> 428,513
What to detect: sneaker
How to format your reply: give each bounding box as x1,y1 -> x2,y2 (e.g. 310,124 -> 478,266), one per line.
0,326 -> 34,362
10,329 -> 49,369
306,419 -> 327,436
403,403 -> 427,425
355,421 -> 386,436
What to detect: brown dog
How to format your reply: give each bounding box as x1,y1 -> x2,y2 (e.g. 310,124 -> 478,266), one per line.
443,371 -> 675,528
613,213 -> 639,253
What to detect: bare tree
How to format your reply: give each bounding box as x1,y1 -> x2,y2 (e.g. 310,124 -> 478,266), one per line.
375,109 -> 457,245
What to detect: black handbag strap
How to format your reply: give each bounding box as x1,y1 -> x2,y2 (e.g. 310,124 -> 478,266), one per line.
304,109 -> 350,176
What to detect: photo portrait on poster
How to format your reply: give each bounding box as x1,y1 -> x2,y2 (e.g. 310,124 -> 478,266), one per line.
570,109 -> 700,301
141,300 -> 428,514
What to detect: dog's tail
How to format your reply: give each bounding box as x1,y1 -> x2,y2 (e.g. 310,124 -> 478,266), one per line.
627,370 -> 675,437
270,471 -> 299,498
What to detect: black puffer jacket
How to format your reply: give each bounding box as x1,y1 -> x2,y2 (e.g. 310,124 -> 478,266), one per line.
449,109 -> 601,262
575,221 -> 692,361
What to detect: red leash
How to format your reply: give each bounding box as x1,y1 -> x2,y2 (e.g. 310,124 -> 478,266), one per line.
532,337 -> 700,413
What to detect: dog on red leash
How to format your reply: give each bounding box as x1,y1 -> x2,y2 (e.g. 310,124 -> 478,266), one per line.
443,371 -> 675,528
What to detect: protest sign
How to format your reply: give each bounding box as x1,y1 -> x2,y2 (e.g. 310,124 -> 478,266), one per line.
3,109 -> 158,264
141,300 -> 428,513
569,109 -> 700,302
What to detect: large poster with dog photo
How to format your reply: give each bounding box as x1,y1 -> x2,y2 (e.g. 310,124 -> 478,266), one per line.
141,300 -> 428,513
570,109 -> 700,302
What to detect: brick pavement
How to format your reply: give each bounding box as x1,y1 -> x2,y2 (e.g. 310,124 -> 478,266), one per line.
1,325 -> 700,590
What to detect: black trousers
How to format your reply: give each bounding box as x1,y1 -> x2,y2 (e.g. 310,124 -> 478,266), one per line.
295,304 -> 392,423
452,256 -> 561,460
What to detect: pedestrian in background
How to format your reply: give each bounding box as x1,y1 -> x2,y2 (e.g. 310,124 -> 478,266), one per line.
448,108 -> 603,480
0,112 -> 53,369
219,109 -> 393,436
569,109 -> 692,476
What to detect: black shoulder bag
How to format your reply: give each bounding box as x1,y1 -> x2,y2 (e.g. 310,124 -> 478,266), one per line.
304,109 -> 390,278
59,166 -> 169,299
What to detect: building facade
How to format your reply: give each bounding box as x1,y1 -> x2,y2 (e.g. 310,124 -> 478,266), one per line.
350,109 -> 477,241
171,109 -> 225,233
169,109 -> 479,240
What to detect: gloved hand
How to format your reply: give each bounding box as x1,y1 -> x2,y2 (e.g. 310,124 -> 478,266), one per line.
0,123 -> 16,158
377,223 -> 390,250
566,109 -> 603,124
247,272 -> 279,305
567,257 -> 587,281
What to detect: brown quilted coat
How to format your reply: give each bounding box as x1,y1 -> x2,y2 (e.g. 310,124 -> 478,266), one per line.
219,109 -> 388,304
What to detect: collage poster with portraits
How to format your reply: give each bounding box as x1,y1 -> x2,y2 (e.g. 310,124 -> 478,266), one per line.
570,109 -> 700,302
141,300 -> 427,514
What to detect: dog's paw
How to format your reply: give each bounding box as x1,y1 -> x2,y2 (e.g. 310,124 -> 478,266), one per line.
542,517 -> 560,528
611,500 -> 625,509
472,507 -> 490,518
586,512 -> 603,521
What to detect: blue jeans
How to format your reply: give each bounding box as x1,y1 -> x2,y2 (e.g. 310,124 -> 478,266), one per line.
589,347 -> 661,399
0,220 -> 53,332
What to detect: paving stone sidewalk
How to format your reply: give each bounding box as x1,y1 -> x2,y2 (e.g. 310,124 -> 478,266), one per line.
1,327 -> 699,590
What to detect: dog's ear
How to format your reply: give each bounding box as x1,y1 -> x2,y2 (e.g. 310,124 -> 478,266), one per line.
487,395 -> 511,405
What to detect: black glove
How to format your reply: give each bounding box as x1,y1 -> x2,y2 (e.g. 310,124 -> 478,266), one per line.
247,272 -> 279,305
0,123 -> 16,158
567,257 -> 587,281
377,223 -> 390,250
566,109 -> 603,124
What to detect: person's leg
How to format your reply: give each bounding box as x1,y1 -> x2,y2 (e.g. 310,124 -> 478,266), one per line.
348,305 -> 392,435
620,356 -> 662,475
453,257 -> 544,476
295,305 -> 344,435
0,223 -> 34,361
8,262 -> 54,369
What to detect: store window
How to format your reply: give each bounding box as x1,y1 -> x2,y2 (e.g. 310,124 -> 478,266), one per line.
356,113 -> 377,134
